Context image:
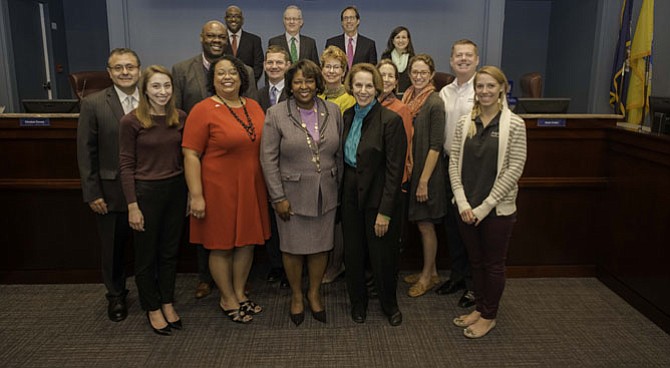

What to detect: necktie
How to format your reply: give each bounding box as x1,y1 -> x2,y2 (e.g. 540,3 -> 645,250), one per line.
270,86 -> 278,106
231,34 -> 238,56
347,37 -> 354,68
290,37 -> 298,63
123,96 -> 135,114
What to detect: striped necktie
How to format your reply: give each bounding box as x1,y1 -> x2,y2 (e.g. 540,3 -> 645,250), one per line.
290,37 -> 298,63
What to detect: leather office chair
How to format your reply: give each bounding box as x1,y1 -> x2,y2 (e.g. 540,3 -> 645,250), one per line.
68,71 -> 113,100
433,72 -> 455,91
519,72 -> 543,98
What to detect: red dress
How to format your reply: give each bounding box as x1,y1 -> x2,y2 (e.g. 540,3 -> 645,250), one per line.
182,97 -> 270,249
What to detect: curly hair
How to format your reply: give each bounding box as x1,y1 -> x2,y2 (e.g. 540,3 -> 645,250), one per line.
207,54 -> 249,97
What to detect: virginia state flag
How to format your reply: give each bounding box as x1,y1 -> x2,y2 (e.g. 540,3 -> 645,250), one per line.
626,0 -> 654,124
609,0 -> 633,116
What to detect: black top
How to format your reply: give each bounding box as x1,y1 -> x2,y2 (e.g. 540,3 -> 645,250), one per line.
462,113 -> 500,214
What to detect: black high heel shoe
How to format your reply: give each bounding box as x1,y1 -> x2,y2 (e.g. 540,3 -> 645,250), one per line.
307,296 -> 327,323
146,312 -> 171,336
290,311 -> 305,326
167,319 -> 182,330
311,308 -> 327,323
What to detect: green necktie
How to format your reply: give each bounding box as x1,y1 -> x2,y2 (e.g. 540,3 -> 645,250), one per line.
290,37 -> 298,63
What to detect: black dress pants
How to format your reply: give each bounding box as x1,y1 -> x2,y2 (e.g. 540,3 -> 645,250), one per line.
95,211 -> 131,298
342,166 -> 400,316
444,156 -> 472,288
133,175 -> 187,311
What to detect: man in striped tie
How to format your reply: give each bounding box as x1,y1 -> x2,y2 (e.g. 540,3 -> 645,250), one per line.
268,5 -> 320,66
325,6 -> 377,67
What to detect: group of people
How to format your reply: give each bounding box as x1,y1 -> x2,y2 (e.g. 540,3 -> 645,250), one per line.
76,4 -> 526,339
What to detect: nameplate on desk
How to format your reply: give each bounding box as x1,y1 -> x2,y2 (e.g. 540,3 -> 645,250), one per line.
537,118 -> 566,127
20,118 -> 51,127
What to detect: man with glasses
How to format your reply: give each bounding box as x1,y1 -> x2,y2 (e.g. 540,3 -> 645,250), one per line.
223,5 -> 264,84
171,20 -> 256,299
268,5 -> 319,65
77,48 -> 141,322
325,6 -> 377,68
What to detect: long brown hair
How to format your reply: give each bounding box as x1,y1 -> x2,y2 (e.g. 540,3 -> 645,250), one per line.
136,65 -> 179,128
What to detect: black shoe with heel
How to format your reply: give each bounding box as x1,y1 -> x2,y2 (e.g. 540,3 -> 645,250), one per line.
290,311 -> 305,326
146,312 -> 171,336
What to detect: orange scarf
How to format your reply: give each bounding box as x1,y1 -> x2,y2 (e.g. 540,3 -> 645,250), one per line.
401,84 -> 435,118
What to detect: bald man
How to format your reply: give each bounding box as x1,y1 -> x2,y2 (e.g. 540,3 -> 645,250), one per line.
172,20 -> 256,114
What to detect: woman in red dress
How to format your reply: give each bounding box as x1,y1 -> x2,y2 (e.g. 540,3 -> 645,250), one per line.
182,55 -> 270,323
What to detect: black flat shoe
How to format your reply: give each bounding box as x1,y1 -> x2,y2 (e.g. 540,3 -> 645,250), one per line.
458,290 -> 476,308
388,311 -> 402,327
107,297 -> 127,322
290,311 -> 305,326
436,279 -> 466,295
146,312 -> 171,336
351,310 -> 366,324
167,319 -> 182,330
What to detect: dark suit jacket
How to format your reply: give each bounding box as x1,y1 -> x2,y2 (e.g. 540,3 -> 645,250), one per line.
342,102 -> 406,216
252,84 -> 288,113
171,54 -> 257,113
268,34 -> 320,65
76,86 -> 128,212
326,34 -> 377,66
225,30 -> 264,83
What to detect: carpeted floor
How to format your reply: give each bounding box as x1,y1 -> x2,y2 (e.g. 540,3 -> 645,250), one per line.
1,273 -> 669,367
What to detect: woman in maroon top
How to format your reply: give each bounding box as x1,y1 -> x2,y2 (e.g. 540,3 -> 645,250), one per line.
119,65 -> 187,336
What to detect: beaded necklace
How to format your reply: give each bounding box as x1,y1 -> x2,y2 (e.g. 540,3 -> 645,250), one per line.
288,98 -> 329,173
217,95 -> 256,141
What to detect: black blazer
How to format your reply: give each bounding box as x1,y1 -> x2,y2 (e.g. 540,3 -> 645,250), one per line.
225,30 -> 264,83
252,84 -> 288,113
342,102 -> 406,216
76,86 -> 128,211
268,34 -> 320,65
326,34 -> 377,66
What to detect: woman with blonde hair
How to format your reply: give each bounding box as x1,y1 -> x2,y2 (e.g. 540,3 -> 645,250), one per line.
119,65 -> 187,335
449,66 -> 527,338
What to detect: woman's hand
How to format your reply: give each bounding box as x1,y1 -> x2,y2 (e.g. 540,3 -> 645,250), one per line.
416,180 -> 429,202
190,194 -> 206,219
374,213 -> 390,237
128,203 -> 145,231
460,208 -> 477,225
273,200 -> 293,221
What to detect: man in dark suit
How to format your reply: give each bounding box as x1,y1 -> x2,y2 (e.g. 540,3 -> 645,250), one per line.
224,5 -> 264,84
268,5 -> 320,65
251,45 -> 291,288
172,20 -> 256,114
325,6 -> 377,69
171,20 -> 256,299
252,45 -> 290,111
77,48 -> 141,322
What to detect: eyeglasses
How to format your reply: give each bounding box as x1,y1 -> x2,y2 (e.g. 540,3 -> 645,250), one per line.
284,17 -> 302,22
108,64 -> 139,73
410,70 -> 431,78
323,64 -> 342,71
342,16 -> 357,21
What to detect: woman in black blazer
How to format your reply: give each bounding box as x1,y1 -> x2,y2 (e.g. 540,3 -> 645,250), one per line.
341,63 -> 407,326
